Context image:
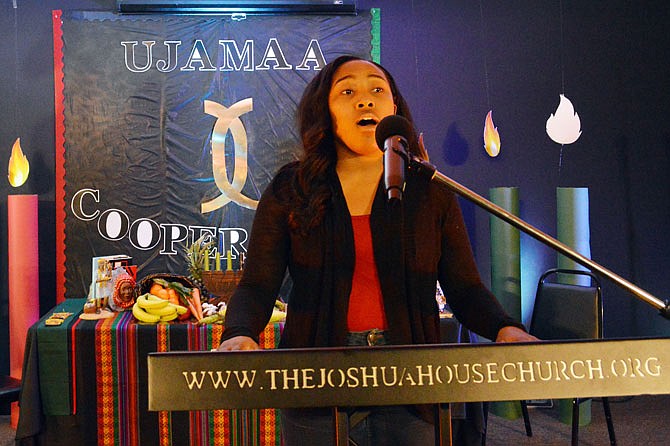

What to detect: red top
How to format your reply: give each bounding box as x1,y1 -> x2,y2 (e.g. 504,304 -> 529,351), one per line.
347,215 -> 388,331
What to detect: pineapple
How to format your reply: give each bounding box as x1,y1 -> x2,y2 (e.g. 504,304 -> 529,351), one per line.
183,235 -> 213,298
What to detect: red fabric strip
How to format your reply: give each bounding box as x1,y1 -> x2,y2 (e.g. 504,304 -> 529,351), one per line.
51,9 -> 67,303
69,317 -> 83,414
188,322 -> 208,445
115,313 -> 139,445
115,314 -> 127,446
156,324 -> 171,446
96,316 -> 116,445
127,315 -> 138,446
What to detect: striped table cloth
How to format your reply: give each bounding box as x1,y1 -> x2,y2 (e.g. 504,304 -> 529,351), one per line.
36,301 -> 282,446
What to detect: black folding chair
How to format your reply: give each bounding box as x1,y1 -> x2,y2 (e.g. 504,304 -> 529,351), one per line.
520,268 -> 616,446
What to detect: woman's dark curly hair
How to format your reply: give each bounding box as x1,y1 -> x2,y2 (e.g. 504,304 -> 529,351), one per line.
288,55 -> 419,234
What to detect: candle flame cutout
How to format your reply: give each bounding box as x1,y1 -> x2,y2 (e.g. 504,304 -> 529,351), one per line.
483,111 -> 501,157
546,94 -> 582,145
8,138 -> 30,187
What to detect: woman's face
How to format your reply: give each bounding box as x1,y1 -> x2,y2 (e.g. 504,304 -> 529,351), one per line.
118,281 -> 135,303
328,60 -> 396,157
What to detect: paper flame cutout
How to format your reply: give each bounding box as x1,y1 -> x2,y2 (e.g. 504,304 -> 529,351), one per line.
546,94 -> 582,144
8,138 -> 30,187
483,111 -> 501,157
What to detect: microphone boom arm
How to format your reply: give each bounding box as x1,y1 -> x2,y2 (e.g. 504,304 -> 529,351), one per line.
408,155 -> 670,320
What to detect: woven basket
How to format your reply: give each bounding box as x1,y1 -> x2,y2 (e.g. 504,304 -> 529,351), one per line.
201,270 -> 242,303
137,273 -> 196,295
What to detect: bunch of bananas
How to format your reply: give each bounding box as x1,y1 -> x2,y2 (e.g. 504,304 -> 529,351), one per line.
132,293 -> 189,323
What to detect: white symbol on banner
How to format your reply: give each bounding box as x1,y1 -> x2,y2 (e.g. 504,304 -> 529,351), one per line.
201,99 -> 259,213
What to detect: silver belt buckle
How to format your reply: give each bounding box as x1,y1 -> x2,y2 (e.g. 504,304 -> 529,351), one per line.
366,328 -> 384,346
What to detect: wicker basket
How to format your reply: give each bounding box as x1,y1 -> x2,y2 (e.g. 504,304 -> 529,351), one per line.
137,273 -> 196,295
201,270 -> 242,303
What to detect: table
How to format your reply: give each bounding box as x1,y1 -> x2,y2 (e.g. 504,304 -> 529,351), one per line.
16,301 -> 483,446
16,299 -> 283,446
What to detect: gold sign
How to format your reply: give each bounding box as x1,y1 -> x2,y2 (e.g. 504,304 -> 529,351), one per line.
148,338 -> 670,411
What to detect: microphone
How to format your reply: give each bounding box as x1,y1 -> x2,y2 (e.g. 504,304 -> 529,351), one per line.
375,115 -> 414,202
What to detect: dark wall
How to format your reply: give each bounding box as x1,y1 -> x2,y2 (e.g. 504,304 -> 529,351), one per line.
2,0 -> 669,375
361,0 -> 670,338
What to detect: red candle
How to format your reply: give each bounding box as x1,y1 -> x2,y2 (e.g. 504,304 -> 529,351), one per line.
8,194 -> 39,427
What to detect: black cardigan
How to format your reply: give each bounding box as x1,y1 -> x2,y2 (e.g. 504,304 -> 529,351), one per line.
222,162 -> 523,348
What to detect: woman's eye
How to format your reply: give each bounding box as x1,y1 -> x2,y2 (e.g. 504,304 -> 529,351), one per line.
372,87 -> 384,93
341,89 -> 353,95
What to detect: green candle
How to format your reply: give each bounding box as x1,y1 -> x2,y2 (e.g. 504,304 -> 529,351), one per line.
226,250 -> 233,271
557,187 -> 591,285
489,187 -> 521,320
215,252 -> 221,271
489,187 -> 522,421
203,252 -> 210,271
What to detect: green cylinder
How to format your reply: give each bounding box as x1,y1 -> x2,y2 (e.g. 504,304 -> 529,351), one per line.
488,187 -> 522,420
490,187 -> 521,320
557,187 -> 591,286
556,187 -> 592,425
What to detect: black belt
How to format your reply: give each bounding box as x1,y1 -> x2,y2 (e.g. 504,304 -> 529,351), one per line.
346,328 -> 387,346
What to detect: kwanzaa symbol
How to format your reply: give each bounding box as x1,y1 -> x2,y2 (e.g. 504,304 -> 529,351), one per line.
201,98 -> 259,213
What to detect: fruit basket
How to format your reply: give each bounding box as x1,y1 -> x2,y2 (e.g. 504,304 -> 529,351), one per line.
137,273 -> 196,295
201,270 -> 242,304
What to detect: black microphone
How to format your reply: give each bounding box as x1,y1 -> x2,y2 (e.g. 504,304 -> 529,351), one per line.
375,115 -> 414,202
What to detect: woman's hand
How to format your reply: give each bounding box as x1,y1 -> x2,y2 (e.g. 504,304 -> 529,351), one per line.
495,326 -> 539,343
215,336 -> 260,351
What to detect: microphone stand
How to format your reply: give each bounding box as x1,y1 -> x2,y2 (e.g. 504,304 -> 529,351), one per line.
408,155 -> 670,320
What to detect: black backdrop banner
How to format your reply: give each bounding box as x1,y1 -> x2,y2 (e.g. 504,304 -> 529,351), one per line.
54,10 -> 379,298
